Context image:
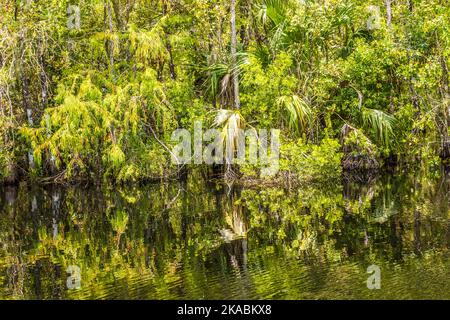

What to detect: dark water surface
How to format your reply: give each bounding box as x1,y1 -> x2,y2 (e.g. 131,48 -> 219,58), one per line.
0,171 -> 449,300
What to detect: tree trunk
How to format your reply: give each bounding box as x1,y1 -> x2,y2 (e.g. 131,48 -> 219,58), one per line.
231,0 -> 240,109
440,54 -> 450,160
408,0 -> 413,12
111,0 -> 135,33
385,0 -> 392,28
105,1 -> 115,77
38,40 -> 48,108
111,0 -> 135,61
166,41 -> 177,80
21,65 -> 35,170
38,40 -> 56,173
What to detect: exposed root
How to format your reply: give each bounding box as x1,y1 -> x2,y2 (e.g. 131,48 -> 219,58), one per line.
342,154 -> 379,171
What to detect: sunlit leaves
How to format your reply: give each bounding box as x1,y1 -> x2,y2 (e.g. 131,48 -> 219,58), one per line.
362,108 -> 396,147
277,95 -> 312,134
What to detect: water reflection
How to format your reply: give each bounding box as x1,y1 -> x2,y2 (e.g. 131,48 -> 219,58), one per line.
0,170 -> 449,299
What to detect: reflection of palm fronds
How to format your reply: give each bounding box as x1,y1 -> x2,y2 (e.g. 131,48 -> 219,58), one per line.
109,210 -> 129,248
220,206 -> 247,242
226,206 -> 247,237
109,210 -> 129,235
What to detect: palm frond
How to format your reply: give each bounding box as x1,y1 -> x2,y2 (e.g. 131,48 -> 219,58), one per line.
213,110 -> 245,165
257,0 -> 287,26
201,53 -> 249,106
362,108 -> 395,146
203,62 -> 230,100
277,95 -> 312,134
251,44 -> 271,67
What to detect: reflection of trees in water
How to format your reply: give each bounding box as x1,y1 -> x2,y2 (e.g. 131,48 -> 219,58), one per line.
242,170 -> 450,263
0,170 -> 449,299
217,187 -> 250,295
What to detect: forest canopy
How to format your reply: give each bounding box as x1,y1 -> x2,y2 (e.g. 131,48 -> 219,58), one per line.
0,0 -> 449,184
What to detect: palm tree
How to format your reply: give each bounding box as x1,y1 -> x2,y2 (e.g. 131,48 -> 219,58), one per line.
231,0 -> 241,110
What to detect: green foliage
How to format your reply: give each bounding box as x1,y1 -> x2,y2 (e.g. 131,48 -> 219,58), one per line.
277,95 -> 312,135
1,0 -> 449,184
240,52 -> 297,129
0,115 -> 15,180
361,108 -> 395,147
21,71 -> 176,181
280,138 -> 342,182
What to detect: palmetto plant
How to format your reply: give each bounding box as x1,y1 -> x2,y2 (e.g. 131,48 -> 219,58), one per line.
203,61 -> 234,106
361,107 -> 396,147
341,86 -> 396,149
257,0 -> 287,26
277,94 -> 313,134
202,53 -> 249,108
213,109 -> 246,165
256,0 -> 290,53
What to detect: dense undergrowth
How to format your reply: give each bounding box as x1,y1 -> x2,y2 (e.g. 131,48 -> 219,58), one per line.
0,0 -> 449,184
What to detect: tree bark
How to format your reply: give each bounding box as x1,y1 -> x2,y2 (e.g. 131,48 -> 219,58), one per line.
105,1 -> 115,77
166,41 -> 177,80
111,0 -> 135,32
440,54 -> 450,159
21,63 -> 35,169
385,0 -> 392,28
231,0 -> 240,109
38,40 -> 48,109
37,39 -> 56,173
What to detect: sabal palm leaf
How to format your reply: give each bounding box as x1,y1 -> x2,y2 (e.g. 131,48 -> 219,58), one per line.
202,53 -> 249,106
257,0 -> 290,51
203,62 -> 230,101
252,44 -> 271,67
277,95 -> 312,134
270,21 -> 288,50
362,108 -> 395,146
257,0 -> 287,26
213,109 -> 245,165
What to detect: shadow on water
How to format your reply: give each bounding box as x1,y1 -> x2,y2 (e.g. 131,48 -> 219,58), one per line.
0,169 -> 449,299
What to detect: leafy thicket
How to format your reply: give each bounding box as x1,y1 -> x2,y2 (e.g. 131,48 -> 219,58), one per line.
0,0 -> 449,183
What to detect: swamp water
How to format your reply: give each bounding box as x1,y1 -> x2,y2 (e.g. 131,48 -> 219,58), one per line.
0,171 -> 449,299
